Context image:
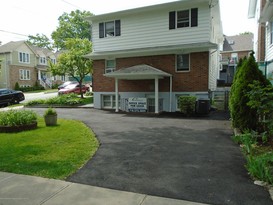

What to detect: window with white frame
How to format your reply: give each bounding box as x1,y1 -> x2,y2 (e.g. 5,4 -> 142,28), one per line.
230,53 -> 238,64
169,8 -> 198,29
19,69 -> 30,80
176,54 -> 190,72
99,20 -> 121,38
105,59 -> 116,73
102,95 -> 119,109
51,58 -> 56,64
19,52 -> 30,63
39,57 -> 46,64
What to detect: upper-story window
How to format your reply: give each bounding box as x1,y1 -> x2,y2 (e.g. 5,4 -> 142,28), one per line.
99,20 -> 121,38
169,8 -> 198,30
39,57 -> 46,65
50,58 -> 56,64
230,53 -> 238,64
105,59 -> 116,73
176,54 -> 190,72
19,52 -> 30,63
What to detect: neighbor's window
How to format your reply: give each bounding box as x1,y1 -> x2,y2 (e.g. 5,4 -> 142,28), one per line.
19,52 -> 30,63
99,20 -> 121,38
19,69 -> 30,80
169,8 -> 198,29
39,57 -> 46,64
51,58 -> 56,64
176,54 -> 190,72
105,59 -> 116,73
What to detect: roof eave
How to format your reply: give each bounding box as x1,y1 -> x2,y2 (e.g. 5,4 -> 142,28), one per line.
86,42 -> 218,60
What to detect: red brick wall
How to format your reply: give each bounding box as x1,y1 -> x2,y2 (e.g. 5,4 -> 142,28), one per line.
93,52 -> 209,93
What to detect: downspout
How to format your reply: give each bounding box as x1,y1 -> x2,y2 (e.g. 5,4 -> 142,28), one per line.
169,76 -> 172,112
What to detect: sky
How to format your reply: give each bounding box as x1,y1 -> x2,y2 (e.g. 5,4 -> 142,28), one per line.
0,0 -> 256,45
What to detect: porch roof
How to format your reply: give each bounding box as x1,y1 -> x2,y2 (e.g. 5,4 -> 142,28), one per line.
103,64 -> 172,80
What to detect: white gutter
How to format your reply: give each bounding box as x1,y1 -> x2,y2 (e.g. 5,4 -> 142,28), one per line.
248,0 -> 258,18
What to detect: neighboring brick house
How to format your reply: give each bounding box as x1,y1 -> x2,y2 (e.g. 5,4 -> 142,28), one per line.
248,0 -> 273,84
219,34 -> 253,85
86,0 -> 223,113
0,41 -> 66,89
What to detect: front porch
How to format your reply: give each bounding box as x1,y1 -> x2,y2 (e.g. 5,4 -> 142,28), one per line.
103,64 -> 172,114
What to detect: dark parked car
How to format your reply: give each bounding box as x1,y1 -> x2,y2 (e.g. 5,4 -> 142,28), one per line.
58,84 -> 89,95
0,89 -> 25,107
58,81 -> 78,90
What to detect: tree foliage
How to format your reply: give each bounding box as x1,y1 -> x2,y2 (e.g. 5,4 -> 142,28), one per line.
229,53 -> 270,131
50,38 -> 92,98
27,33 -> 52,50
51,10 -> 92,50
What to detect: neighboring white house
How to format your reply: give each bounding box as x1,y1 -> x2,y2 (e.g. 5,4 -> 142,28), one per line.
248,0 -> 273,83
86,0 -> 223,113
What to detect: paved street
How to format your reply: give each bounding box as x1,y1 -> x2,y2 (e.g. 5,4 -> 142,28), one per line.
31,108 -> 272,205
23,91 -> 58,103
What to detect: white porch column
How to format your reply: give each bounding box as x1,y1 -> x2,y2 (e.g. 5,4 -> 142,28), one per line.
38,70 -> 41,80
169,76 -> 172,112
155,77 -> 159,114
115,78 -> 119,112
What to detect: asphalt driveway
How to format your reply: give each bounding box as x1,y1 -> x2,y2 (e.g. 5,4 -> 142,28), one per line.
34,108 -> 272,205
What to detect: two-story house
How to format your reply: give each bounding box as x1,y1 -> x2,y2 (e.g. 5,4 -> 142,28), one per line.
218,34 -> 253,86
0,41 -> 66,89
248,0 -> 273,83
86,0 -> 223,113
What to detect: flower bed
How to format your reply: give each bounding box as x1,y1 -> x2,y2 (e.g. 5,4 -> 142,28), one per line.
0,109 -> 38,133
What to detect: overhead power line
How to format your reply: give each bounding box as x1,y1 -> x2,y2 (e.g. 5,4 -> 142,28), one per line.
61,0 -> 83,10
0,29 -> 28,37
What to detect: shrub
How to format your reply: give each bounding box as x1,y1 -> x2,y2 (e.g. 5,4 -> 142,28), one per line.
246,153 -> 273,184
246,81 -> 273,139
44,107 -> 57,117
0,110 -> 37,126
14,82 -> 20,90
229,53 -> 270,131
178,96 -> 197,115
26,93 -> 84,106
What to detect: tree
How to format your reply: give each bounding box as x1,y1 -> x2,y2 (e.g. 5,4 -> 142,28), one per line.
50,38 -> 92,98
229,53 -> 270,131
239,32 -> 253,35
27,34 -> 52,50
51,10 -> 92,50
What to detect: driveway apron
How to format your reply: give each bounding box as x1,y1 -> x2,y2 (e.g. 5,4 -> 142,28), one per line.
35,108 -> 272,205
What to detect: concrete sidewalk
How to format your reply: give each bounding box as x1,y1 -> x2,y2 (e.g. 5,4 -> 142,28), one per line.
0,172 -> 209,205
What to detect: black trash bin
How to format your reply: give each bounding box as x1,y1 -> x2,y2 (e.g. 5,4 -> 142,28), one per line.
196,99 -> 210,115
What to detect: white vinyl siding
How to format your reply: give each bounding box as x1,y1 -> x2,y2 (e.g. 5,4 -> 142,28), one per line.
92,4 -> 210,52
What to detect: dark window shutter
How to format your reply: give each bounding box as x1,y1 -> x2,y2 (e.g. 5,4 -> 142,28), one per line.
99,22 -> 104,38
191,8 -> 198,27
115,20 -> 121,36
169,11 -> 176,30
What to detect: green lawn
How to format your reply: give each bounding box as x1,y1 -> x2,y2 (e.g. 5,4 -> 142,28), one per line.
0,118 -> 99,179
